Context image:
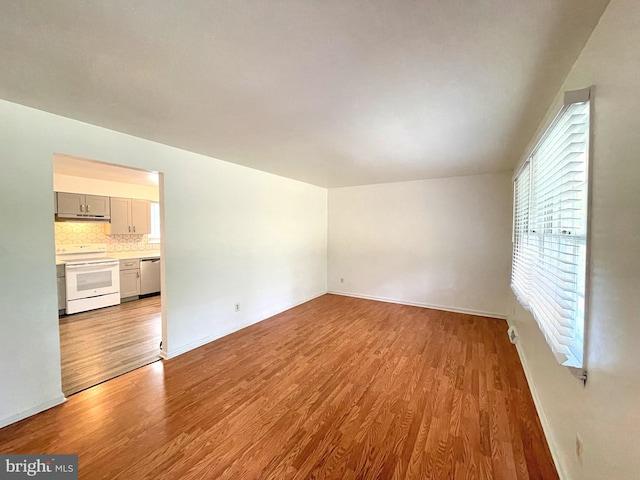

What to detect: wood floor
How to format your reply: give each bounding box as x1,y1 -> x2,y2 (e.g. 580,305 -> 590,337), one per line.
59,295 -> 162,395
1,294 -> 557,479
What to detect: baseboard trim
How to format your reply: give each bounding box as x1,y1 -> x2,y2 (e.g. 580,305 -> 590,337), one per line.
162,291 -> 327,360
327,291 -> 507,319
506,316 -> 566,480
259,291 -> 327,325
0,395 -> 67,429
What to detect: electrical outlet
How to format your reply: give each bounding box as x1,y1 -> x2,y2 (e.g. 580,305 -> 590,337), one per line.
234,303 -> 240,312
507,326 -> 518,344
575,434 -> 583,463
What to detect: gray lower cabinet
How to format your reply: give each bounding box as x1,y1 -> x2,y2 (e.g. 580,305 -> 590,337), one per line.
119,259 -> 140,300
56,264 -> 66,314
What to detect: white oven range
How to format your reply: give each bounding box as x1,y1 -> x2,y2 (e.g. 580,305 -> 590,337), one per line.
56,244 -> 120,314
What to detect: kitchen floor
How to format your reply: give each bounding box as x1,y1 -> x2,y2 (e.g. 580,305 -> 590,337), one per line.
59,295 -> 161,396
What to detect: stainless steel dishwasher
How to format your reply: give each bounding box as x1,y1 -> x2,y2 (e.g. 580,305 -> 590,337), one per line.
140,257 -> 161,295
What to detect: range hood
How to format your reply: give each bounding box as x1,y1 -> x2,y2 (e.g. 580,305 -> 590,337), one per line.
55,212 -> 110,221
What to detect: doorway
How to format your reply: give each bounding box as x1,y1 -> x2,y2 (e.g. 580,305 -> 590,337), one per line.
53,154 -> 165,396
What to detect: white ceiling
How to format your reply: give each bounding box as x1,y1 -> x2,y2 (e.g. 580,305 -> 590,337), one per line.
0,1 -> 609,187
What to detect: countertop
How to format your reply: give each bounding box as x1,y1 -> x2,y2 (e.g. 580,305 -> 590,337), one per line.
56,250 -> 161,265
110,251 -> 161,260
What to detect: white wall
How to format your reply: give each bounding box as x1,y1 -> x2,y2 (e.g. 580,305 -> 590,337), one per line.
0,99 -> 327,428
328,173 -> 512,317
507,0 -> 640,478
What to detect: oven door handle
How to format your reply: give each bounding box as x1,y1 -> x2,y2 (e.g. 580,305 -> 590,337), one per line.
66,261 -> 120,270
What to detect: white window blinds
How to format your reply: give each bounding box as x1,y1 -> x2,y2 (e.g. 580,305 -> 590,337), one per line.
511,90 -> 591,370
512,162 -> 531,303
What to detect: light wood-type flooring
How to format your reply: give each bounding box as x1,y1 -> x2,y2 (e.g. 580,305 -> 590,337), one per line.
59,295 -> 162,395
1,294 -> 557,479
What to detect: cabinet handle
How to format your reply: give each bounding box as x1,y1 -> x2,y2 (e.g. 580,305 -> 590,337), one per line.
133,226 -> 136,233
137,271 -> 140,278
87,204 -> 90,212
80,204 -> 84,212
128,226 -> 131,233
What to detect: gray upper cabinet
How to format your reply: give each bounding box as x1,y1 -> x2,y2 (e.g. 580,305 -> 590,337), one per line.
56,192 -> 83,215
56,192 -> 110,218
84,195 -> 110,216
110,197 -> 151,234
110,197 -> 130,233
132,200 -> 151,234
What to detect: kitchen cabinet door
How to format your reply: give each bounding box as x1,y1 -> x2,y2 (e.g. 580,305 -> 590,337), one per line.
110,198 -> 151,235
85,195 -> 110,216
110,197 -> 131,234
120,268 -> 140,299
131,200 -> 151,234
56,192 -> 84,215
57,192 -> 110,216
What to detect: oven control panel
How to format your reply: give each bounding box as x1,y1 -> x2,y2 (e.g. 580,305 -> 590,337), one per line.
56,244 -> 108,255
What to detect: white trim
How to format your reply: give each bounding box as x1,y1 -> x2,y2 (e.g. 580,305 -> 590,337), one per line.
327,291 -> 507,319
506,315 -> 567,480
512,86 -> 593,181
162,291 -> 327,360
163,331 -> 232,360
564,86 -> 591,105
0,395 -> 67,429
581,86 -> 596,377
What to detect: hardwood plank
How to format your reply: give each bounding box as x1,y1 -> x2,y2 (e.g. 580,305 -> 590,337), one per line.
59,296 -> 162,396
0,294 -> 558,479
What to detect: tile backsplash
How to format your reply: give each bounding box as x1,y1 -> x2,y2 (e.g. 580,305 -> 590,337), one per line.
54,222 -> 159,253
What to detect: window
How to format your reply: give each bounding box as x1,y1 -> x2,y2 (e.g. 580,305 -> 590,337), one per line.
148,202 -> 161,243
511,88 -> 591,372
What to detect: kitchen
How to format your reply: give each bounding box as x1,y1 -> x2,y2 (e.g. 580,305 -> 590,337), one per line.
53,154 -> 163,396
